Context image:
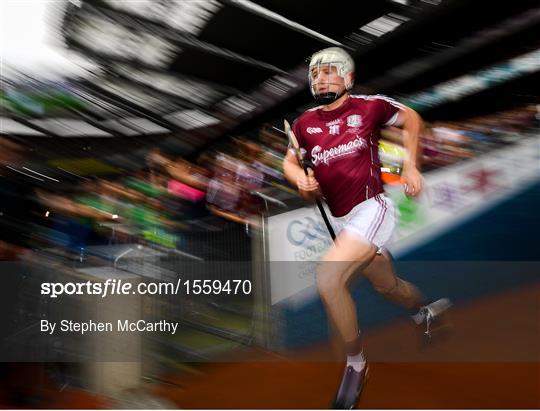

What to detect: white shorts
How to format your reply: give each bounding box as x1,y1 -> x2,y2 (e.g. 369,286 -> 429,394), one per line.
331,194 -> 396,249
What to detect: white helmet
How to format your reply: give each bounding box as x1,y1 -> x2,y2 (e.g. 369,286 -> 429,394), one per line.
309,47 -> 355,104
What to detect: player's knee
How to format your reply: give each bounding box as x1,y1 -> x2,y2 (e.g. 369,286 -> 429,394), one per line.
316,269 -> 345,301
372,280 -> 398,296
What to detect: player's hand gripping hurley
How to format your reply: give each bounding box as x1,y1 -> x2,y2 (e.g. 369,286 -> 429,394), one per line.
284,120 -> 336,241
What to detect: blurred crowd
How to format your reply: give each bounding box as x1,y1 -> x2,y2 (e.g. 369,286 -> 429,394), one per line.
421,104 -> 539,169
0,126 -> 290,261
1,103 -> 538,261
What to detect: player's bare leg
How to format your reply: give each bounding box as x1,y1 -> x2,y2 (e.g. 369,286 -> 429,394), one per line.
362,250 -> 453,338
316,230 -> 376,409
362,250 -> 424,309
317,233 -> 375,340
318,234 -> 452,408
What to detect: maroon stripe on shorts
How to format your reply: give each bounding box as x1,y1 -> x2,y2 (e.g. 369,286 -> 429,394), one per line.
364,195 -> 383,241
365,195 -> 382,240
368,195 -> 387,242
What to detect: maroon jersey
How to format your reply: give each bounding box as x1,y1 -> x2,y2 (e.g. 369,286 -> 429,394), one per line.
292,94 -> 402,217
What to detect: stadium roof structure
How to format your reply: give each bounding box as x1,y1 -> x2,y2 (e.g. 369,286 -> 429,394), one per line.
1,0 -> 538,166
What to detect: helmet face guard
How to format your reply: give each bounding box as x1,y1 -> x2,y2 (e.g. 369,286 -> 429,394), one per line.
309,48 -> 354,105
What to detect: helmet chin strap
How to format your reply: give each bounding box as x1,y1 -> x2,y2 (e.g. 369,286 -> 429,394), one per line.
314,88 -> 348,105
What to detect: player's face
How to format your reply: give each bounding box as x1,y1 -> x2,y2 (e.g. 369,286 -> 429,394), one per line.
310,64 -> 346,95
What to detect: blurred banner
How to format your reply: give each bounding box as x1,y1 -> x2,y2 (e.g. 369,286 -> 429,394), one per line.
267,136 -> 539,303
